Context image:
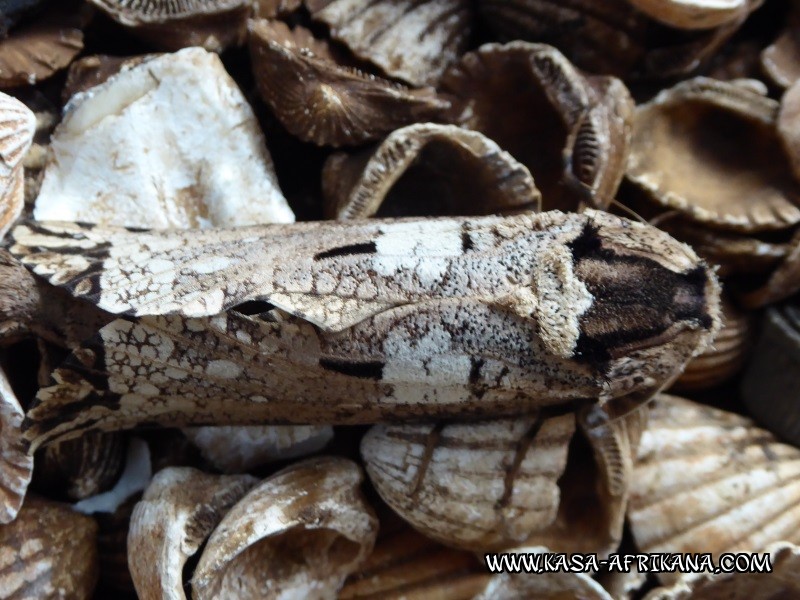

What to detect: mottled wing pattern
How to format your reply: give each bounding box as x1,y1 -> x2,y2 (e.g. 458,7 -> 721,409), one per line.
8,214 -> 572,331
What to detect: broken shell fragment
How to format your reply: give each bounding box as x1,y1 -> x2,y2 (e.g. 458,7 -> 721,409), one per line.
627,77 -> 800,232
87,0 -> 251,52
0,367 -> 32,523
626,0 -> 749,30
248,19 -> 451,147
34,47 -> 295,228
441,42 -> 633,212
0,496 -> 99,598
192,456 -> 378,599
740,303 -> 800,446
644,541 -> 800,599
182,424 -> 334,473
307,0 -> 472,87
0,92 -> 34,239
128,467 -> 257,600
323,123 -> 540,220
628,394 -> 800,584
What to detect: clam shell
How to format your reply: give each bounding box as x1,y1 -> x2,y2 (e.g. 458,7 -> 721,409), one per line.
0,92 -> 34,239
628,394 -> 800,584
248,19 -> 451,147
627,77 -> 800,232
740,304 -> 800,445
307,0 -> 472,87
34,47 -> 295,228
322,123 -> 540,220
0,496 -> 98,598
626,0 -> 748,30
192,456 -> 378,599
0,367 -> 32,524
440,42 -> 633,212
761,7 -> 800,90
128,467 -> 257,600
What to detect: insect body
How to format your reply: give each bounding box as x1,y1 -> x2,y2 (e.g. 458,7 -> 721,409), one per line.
9,209 -> 720,450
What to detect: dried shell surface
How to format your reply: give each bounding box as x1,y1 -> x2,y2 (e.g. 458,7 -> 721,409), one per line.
192,457 -> 378,599
34,47 -> 295,228
0,496 -> 99,598
628,395 -> 800,584
323,123 -> 540,220
62,54 -> 155,103
644,541 -> 800,599
779,79 -> 800,181
626,0 -> 749,30
0,368 -> 32,524
182,424 -> 334,473
673,295 -> 752,391
361,414 -> 576,550
740,304 -> 800,445
761,10 -> 800,90
0,92 -> 34,239
739,227 -> 800,308
441,42 -> 633,212
307,0 -> 472,87
248,19 -> 451,147
128,467 -> 257,600
627,77 -> 800,232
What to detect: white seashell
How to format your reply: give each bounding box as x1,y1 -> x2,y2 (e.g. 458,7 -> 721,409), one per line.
0,92 -> 35,240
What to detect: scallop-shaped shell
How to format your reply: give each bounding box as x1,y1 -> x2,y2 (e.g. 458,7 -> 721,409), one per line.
441,42 -> 633,212
34,47 -> 295,228
128,467 -> 257,600
627,77 -> 800,232
0,368 -> 32,524
0,496 -> 99,598
307,0 -> 472,87
672,295 -> 753,391
0,92 -> 34,239
248,19 -> 451,147
88,0 -> 247,23
182,424 -> 333,473
761,7 -> 800,90
192,457 -> 378,599
644,541 -> 800,599
323,123 -> 540,220
740,304 -> 800,445
628,394 -> 800,584
626,0 -> 749,30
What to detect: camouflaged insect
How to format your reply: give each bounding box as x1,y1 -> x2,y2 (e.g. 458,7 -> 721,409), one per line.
9,209 -> 720,450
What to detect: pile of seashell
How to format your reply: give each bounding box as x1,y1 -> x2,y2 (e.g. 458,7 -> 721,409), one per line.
0,1 -> 799,598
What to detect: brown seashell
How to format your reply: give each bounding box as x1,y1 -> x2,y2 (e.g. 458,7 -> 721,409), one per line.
0,92 -> 34,239
340,525 -> 489,599
0,8 -> 85,88
306,0 -> 472,87
740,303 -> 800,445
644,541 -> 800,599
322,123 -> 540,220
761,5 -> 800,90
779,79 -> 800,183
628,394 -> 800,584
37,431 -> 127,500
192,456 -> 378,599
0,496 -> 99,598
739,227 -> 800,308
0,367 -> 32,524
626,0 -> 749,30
128,467 -> 257,600
441,42 -> 633,212
248,19 -> 451,147
87,0 -> 250,52
253,0 -> 303,18
182,424 -> 334,473
61,54 -> 155,103
672,295 -> 753,391
627,77 -> 800,232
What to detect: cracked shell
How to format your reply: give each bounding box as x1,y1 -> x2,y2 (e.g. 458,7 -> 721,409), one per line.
628,395 -> 800,584
306,0 -> 472,87
0,92 -> 34,239
0,367 -> 32,524
128,467 -> 257,600
248,19 -> 451,147
192,456 -> 378,599
627,77 -> 800,232
441,42 -> 633,212
323,123 -> 540,220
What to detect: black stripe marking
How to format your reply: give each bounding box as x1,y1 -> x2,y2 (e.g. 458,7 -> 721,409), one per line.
319,358 -> 384,380
461,223 -> 474,252
314,241 -> 377,260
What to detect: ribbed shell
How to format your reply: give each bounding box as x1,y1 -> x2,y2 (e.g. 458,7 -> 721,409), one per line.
0,368 -> 32,524
628,395 -> 800,584
362,414 -> 576,550
0,18 -> 83,87
0,93 -> 34,239
88,0 -> 248,24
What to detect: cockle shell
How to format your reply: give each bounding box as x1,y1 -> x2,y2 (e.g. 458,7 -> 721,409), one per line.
192,457 -> 378,599
323,123 -> 540,220
0,367 -> 32,523
628,394 -> 800,584
0,92 -> 34,240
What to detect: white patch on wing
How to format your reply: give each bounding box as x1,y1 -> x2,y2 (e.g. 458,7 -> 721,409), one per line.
206,359 -> 243,379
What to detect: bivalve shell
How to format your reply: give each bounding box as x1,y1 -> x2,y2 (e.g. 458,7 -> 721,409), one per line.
0,91 -> 34,239
0,367 -> 32,524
